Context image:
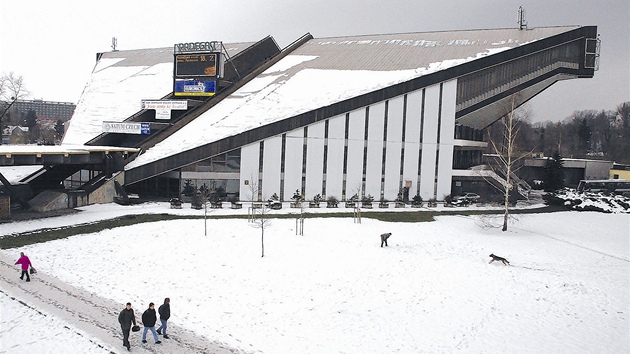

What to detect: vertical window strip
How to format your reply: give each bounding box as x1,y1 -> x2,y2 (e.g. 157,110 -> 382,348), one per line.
420,88 -> 425,144
280,134 -> 286,200
417,89 -> 425,196
437,83 -> 443,145
301,126 -> 308,195
362,107 -> 370,195
342,113 -> 349,199
401,95 -> 407,143
417,150 -> 422,197
322,119 -> 329,196
258,141 -> 264,201
400,94 -> 407,189
343,113 -> 350,174
280,134 -> 286,173
323,120 -> 329,175
381,101 -> 389,198
433,83 -> 444,199
258,141 -> 264,173
434,150 -> 440,198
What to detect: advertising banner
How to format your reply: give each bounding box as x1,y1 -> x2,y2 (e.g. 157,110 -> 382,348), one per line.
102,122 -> 151,135
141,100 -> 188,110
141,100 -> 188,120
174,80 -> 216,97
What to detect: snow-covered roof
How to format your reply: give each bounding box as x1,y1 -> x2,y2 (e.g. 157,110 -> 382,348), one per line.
127,26 -> 581,170
61,43 -> 256,146
61,26 -> 583,170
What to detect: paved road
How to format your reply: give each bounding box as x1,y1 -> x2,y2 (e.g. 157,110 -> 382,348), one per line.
0,253 -> 241,354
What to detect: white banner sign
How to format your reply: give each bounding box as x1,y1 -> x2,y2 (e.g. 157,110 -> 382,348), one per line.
141,100 -> 188,120
102,122 -> 150,135
141,100 -> 188,110
155,110 -> 172,120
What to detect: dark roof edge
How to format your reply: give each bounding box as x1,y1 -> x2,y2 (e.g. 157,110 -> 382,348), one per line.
310,25 -> 585,41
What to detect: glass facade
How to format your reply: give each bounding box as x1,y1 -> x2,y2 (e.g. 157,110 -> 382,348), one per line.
179,149 -> 241,201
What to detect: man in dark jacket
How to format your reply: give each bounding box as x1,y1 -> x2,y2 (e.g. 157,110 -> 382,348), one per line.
141,302 -> 161,344
118,302 -> 137,351
157,297 -> 171,339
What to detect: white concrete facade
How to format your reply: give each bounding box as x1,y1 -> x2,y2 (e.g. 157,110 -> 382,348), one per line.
239,79 -> 458,202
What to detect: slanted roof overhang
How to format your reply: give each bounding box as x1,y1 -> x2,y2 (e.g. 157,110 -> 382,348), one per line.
454,26 -> 597,129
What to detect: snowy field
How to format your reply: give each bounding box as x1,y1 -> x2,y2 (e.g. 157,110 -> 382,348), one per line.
1,203 -> 628,353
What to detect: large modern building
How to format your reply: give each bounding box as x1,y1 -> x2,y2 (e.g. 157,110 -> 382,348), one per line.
0,25 -> 599,209
13,99 -> 76,122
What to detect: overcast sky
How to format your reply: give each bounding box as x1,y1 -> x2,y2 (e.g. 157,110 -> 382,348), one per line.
1,0 -> 628,123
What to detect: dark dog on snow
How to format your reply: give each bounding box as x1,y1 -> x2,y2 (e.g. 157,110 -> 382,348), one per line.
380,233 -> 392,247
489,253 -> 510,265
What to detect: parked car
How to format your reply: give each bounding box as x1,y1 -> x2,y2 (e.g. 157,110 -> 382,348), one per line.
452,192 -> 480,205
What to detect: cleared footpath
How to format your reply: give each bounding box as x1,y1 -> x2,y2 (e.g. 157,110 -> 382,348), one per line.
0,252 -> 241,354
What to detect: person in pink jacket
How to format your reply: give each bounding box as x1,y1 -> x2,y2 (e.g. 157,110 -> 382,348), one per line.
15,252 -> 32,282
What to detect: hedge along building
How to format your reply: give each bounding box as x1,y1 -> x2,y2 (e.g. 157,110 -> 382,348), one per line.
61,25 -> 599,204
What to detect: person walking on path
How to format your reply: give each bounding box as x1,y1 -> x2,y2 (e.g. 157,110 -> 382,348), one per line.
141,302 -> 162,345
14,252 -> 32,282
157,297 -> 171,339
118,302 -> 137,351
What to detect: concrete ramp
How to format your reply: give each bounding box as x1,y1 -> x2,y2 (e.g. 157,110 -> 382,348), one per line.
29,190 -> 68,212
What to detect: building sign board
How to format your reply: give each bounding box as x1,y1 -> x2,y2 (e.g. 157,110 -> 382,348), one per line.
175,53 -> 218,77
174,41 -> 221,53
102,122 -> 150,135
172,41 -> 223,96
141,100 -> 188,120
174,80 -> 216,97
141,100 -> 188,110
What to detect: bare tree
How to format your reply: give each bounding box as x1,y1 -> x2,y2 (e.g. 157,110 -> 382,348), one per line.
1,72 -> 29,130
250,203 -> 272,257
245,174 -> 260,223
351,182 -> 362,224
0,72 -> 29,101
243,174 -> 270,257
486,94 -> 533,231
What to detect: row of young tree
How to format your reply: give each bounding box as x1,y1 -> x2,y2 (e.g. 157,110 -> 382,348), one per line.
485,101 -> 630,164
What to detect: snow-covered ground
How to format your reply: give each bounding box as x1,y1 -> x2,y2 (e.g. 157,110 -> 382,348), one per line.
0,293 -> 108,353
1,202 -> 628,353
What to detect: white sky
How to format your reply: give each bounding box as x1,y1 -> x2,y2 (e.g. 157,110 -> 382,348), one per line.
1,0 -> 628,123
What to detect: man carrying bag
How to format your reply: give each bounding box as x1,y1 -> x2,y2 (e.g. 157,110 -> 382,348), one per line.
118,302 -> 137,351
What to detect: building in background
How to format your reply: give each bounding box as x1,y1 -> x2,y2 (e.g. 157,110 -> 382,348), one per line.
0,25 -> 601,210
13,99 -> 76,122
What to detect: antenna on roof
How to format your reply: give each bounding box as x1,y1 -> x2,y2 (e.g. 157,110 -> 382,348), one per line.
517,6 -> 527,30
111,37 -> 118,52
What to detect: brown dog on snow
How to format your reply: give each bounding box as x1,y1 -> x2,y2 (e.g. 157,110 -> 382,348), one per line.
380,233 -> 392,247
489,253 -> 510,265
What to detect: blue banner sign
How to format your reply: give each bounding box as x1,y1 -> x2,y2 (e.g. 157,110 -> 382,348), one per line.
102,122 -> 151,135
174,80 -> 216,97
